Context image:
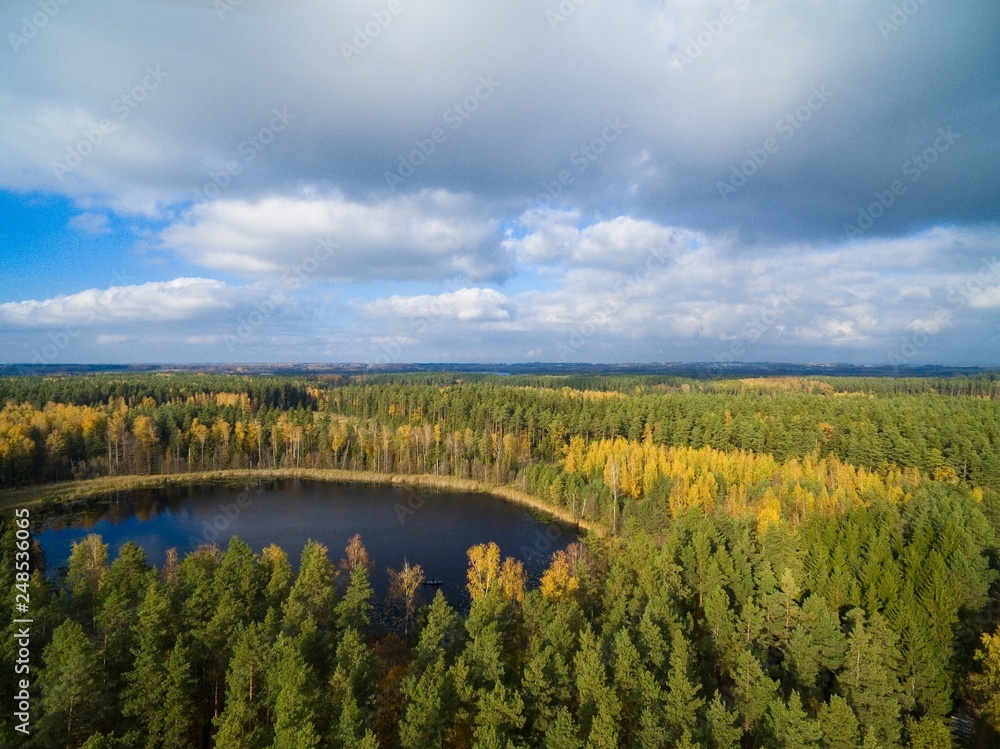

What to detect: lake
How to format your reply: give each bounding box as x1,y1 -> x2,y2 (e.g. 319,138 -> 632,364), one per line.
34,478 -> 579,613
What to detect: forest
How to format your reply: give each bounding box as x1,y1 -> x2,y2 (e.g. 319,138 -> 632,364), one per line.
1,371 -> 999,748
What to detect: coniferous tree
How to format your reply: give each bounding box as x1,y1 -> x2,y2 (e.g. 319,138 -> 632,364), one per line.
817,695 -> 860,749
705,693 -> 741,749
214,623 -> 273,749
268,635 -> 321,749
36,620 -> 109,748
399,656 -> 450,749
122,581 -> 174,746
161,636 -> 196,749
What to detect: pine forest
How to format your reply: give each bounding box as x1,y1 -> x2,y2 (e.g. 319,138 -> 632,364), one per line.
2,371 -> 999,749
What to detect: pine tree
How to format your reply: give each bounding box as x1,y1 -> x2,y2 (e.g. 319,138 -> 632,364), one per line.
706,693 -> 741,749
543,706 -> 582,749
786,594 -> 847,699
122,581 -> 174,746
472,682 -> 526,748
840,609 -> 905,748
268,635 -> 321,749
663,627 -> 703,738
399,656 -> 449,749
214,623 -> 273,749
573,625 -> 610,736
411,590 -> 460,672
336,564 -> 373,633
36,620 -> 109,748
733,649 -> 778,734
768,690 -> 822,748
905,716 -> 955,749
817,695 -> 860,749
162,636 -> 196,749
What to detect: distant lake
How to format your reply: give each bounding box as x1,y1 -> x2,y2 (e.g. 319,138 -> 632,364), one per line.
34,479 -> 579,615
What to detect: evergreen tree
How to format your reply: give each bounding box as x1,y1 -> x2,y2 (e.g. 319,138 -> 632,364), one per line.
336,564 -> 373,633
268,635 -> 321,749
162,636 -> 196,749
840,609 -> 905,748
122,581 -> 174,746
663,627 -> 703,739
411,590 -> 460,672
399,656 -> 449,749
36,620 -> 108,748
543,706 -> 582,749
768,690 -> 822,748
214,623 -> 273,749
817,695 -> 860,749
705,693 -> 741,749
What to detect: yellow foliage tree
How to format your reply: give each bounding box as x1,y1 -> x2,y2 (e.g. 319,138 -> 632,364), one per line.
539,550 -> 580,602
466,542 -> 501,601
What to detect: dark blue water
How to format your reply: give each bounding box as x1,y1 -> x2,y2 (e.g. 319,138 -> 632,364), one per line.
35,479 -> 578,609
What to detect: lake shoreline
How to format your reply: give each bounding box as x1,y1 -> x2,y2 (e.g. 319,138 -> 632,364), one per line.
0,468 -> 605,536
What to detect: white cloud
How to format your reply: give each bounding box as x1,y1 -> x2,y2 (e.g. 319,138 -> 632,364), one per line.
0,278 -> 233,328
160,190 -> 509,282
967,286 -> 1000,309
362,288 -> 514,323
68,212 -> 112,235
505,210 -> 703,271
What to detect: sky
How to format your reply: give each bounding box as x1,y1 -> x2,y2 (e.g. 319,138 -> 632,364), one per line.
0,0 -> 998,366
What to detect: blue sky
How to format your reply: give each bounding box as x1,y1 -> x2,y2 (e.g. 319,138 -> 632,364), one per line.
1,0 -> 998,365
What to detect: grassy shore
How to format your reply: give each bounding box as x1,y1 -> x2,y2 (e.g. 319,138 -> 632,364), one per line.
0,468 -> 604,536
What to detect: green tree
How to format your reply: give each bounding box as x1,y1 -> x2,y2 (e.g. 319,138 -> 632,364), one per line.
399,656 -> 449,749
336,563 -> 373,633
214,623 -> 273,749
905,716 -> 955,749
162,636 -> 196,749
817,695 -> 860,749
36,620 -> 108,748
543,706 -> 582,749
268,635 -> 321,749
768,690 -> 822,748
840,609 -> 905,748
705,693 -> 741,749
663,627 -> 703,738
733,649 -> 778,734
122,581 -> 174,746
